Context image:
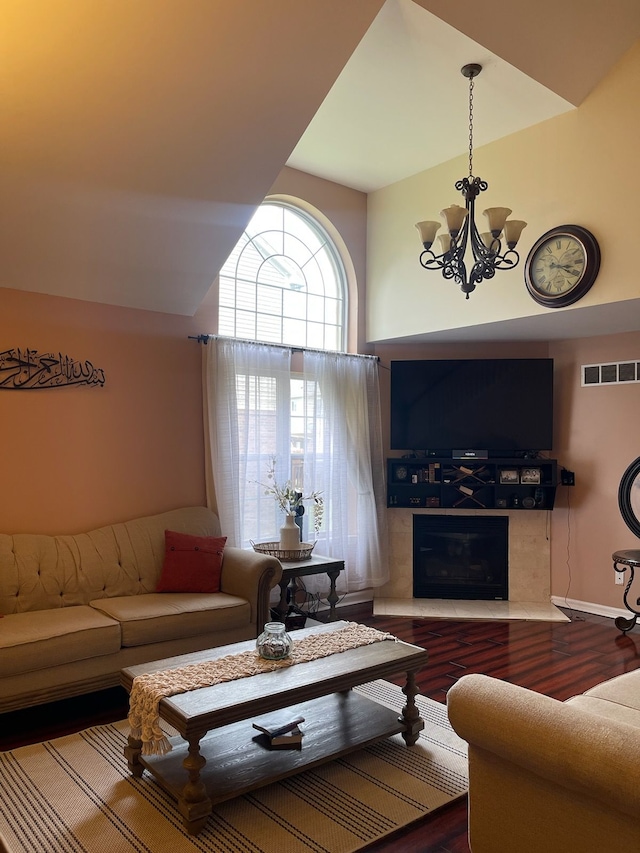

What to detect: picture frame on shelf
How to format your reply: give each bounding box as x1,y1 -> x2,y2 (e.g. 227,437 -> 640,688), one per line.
499,469 -> 520,484
521,467 -> 541,485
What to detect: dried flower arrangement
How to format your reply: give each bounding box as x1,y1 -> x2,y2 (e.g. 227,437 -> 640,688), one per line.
256,457 -> 324,533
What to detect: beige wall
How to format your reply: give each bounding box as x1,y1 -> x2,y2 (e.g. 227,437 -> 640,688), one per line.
0,287 -> 214,534
366,41 -> 640,340
549,331 -> 640,609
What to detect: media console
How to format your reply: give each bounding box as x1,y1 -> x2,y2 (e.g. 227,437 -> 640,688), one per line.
387,457 -> 558,511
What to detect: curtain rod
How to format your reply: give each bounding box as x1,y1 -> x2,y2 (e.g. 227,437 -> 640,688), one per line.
188,334 -> 379,361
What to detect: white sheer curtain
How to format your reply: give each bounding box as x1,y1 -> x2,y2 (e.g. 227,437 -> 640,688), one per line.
203,336 -> 389,592
301,350 -> 389,592
203,337 -> 291,546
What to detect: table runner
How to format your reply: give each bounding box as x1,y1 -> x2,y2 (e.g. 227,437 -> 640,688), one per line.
128,622 -> 395,754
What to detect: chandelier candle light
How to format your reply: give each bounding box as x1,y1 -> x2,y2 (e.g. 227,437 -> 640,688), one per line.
415,64 -> 527,299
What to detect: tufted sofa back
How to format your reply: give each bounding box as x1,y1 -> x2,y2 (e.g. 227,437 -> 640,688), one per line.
0,506 -> 220,614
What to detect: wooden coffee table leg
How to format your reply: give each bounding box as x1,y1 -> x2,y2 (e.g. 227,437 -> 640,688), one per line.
177,735 -> 212,835
399,670 -> 424,746
124,733 -> 144,777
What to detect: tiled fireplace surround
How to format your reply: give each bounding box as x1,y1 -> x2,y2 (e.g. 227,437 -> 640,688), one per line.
376,508 -> 550,602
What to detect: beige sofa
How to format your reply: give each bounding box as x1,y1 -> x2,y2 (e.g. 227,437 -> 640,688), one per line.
0,506 -> 282,713
447,670 -> 640,852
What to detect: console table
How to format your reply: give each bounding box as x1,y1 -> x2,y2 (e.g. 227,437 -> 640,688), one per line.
274,554 -> 345,621
612,549 -> 640,633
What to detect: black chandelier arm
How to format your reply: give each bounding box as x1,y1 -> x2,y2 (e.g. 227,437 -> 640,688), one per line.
443,252 -> 467,286
492,248 -> 520,269
467,206 -> 521,271
419,216 -> 476,296
470,257 -> 497,284
449,231 -> 470,289
418,246 -> 466,281
418,248 -> 447,271
468,218 -> 495,262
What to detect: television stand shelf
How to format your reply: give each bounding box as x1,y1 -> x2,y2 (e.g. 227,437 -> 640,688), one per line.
387,457 -> 558,511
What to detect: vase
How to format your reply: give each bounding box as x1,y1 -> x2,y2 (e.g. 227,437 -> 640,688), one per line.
256,621 -> 293,660
279,514 -> 301,551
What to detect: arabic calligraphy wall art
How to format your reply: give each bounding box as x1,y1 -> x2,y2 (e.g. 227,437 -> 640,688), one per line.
0,348 -> 106,390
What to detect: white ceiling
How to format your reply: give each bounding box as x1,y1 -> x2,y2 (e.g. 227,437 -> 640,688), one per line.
2,0 -> 640,343
289,0 -> 640,193
288,0 -> 576,193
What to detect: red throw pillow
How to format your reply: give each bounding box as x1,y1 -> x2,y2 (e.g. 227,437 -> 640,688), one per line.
156,530 -> 226,593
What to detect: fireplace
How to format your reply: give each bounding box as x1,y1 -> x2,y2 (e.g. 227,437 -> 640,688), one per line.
413,515 -> 508,600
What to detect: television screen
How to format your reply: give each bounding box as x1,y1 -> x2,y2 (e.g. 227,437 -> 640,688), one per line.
390,359 -> 554,454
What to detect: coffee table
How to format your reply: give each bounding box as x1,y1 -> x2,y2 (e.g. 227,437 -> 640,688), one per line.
121,620 -> 428,835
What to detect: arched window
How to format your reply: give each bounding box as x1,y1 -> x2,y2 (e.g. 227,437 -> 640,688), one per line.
209,200 -> 387,593
218,201 -> 347,351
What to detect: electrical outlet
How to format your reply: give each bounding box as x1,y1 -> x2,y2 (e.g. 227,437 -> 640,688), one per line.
615,570 -> 625,585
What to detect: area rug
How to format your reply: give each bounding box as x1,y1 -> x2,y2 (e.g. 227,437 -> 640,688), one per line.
0,680 -> 468,853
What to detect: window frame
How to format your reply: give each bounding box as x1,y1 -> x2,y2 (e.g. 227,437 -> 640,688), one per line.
218,199 -> 348,352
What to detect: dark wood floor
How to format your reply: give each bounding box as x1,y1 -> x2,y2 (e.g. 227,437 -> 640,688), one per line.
3,603 -> 639,853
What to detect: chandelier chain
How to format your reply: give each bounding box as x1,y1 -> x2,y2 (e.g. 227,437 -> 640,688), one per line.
468,73 -> 474,179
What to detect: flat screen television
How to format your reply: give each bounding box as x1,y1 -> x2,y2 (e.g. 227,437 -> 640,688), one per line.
390,358 -> 554,454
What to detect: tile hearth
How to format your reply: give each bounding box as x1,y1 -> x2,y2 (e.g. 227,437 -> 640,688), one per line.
373,597 -> 569,622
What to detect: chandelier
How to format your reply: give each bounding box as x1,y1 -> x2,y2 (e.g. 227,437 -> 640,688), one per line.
415,64 -> 527,299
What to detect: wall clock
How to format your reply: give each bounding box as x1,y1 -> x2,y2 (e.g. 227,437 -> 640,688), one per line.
524,225 -> 601,308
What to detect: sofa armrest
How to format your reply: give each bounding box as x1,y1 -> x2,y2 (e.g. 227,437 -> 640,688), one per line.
219,547 -> 282,633
447,672 -> 640,820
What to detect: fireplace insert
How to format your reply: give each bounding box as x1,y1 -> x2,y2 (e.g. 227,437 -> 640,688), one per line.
413,515 -> 508,600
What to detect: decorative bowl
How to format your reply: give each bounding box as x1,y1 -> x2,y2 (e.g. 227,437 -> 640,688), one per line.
250,541 -> 316,561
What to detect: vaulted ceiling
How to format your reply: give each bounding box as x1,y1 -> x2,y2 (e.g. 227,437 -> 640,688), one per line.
2,0 -> 639,330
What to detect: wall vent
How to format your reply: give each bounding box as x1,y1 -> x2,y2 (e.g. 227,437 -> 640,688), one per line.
582,361 -> 640,387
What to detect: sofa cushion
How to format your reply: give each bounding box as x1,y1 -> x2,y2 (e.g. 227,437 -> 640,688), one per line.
156,531 -> 226,593
564,670 -> 640,729
581,669 -> 640,711
566,694 -> 640,728
0,606 -> 121,677
89,593 -> 250,647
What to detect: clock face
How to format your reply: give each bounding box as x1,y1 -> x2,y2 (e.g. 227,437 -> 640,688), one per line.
525,226 -> 600,308
530,236 -> 585,295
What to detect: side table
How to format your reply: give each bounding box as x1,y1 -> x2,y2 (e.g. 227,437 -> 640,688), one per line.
274,554 -> 345,622
612,549 -> 640,633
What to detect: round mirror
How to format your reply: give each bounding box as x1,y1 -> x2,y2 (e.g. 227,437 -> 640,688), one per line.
618,456 -> 640,539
